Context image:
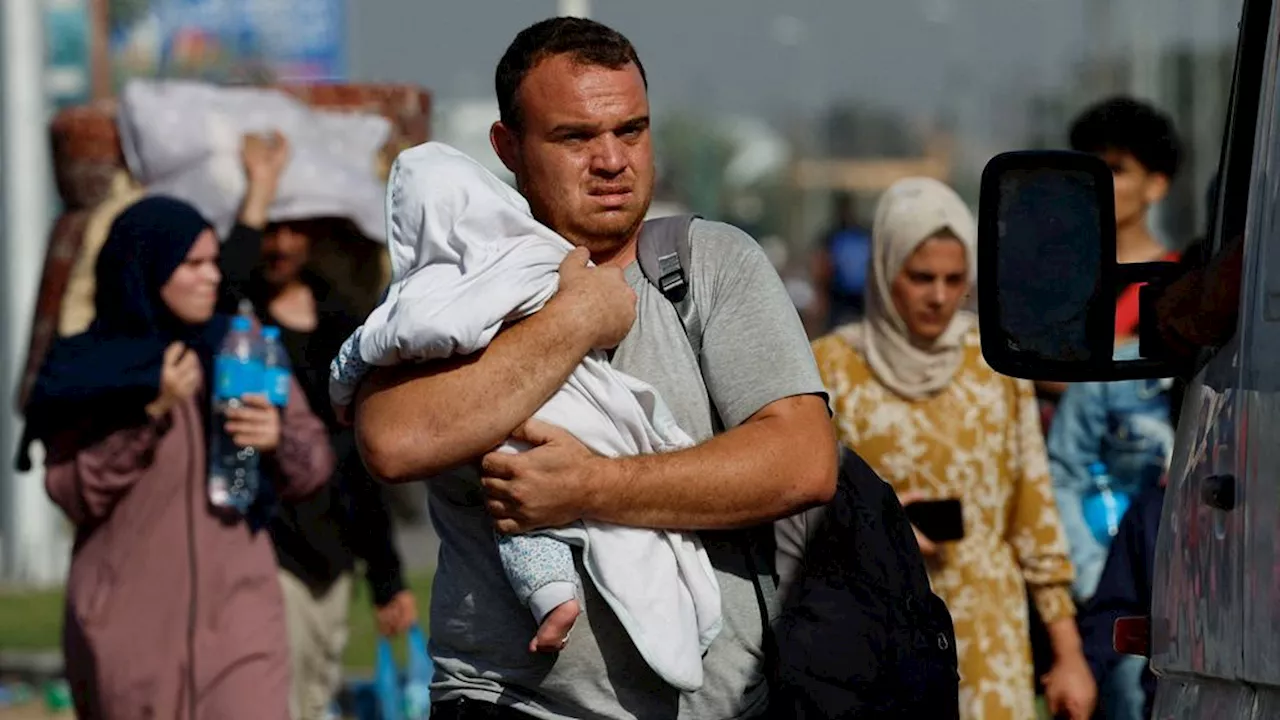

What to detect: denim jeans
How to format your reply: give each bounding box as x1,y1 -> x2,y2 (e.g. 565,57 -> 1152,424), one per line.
1103,655 -> 1148,720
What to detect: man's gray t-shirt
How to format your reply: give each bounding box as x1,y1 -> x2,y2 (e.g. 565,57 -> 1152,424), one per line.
426,219 -> 825,719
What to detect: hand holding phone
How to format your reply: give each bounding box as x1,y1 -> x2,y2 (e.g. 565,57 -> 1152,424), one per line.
903,497 -> 965,544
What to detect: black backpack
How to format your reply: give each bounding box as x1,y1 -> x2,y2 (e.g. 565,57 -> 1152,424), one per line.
637,215 -> 960,720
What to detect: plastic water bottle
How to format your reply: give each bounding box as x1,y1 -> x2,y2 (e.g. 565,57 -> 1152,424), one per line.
1082,461 -> 1132,545
262,326 -> 291,408
209,309 -> 265,513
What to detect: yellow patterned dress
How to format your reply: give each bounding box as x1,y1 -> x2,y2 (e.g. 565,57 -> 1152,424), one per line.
812,329 -> 1076,720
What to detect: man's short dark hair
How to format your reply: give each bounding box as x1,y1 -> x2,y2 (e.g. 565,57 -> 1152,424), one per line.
1069,97 -> 1182,178
496,17 -> 647,132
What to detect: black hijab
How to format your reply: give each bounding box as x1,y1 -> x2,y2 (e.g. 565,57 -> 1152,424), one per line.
19,196 -> 231,469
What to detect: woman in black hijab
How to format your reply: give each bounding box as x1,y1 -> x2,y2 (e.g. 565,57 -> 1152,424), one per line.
27,196 -> 334,720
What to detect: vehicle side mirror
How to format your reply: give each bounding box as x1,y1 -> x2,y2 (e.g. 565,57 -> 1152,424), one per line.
977,151 -> 1180,381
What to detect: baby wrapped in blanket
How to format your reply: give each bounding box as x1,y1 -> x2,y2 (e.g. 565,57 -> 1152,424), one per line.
329,142 -> 722,691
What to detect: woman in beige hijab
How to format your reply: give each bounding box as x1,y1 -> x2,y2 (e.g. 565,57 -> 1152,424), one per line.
811,177 -> 1096,720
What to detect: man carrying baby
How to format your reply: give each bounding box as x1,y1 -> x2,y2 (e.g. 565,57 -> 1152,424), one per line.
353,17 -> 837,720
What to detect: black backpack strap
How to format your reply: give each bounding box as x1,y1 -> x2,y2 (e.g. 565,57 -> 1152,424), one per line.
636,213 -> 778,658
637,214 -> 702,359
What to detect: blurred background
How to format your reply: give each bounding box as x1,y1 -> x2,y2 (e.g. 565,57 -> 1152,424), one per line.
0,0 -> 1243,711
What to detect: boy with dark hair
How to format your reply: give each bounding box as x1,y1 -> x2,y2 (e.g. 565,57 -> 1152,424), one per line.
1069,97 -> 1184,342
1036,98 -> 1184,432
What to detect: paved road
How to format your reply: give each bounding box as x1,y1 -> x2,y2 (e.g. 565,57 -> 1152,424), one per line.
383,483 -> 438,575
394,520 -> 439,575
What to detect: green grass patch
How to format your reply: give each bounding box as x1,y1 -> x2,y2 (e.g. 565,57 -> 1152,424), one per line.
0,573 -> 431,672
342,573 -> 433,671
0,585 -> 64,652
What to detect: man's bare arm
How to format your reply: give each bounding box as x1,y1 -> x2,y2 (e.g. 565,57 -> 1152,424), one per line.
355,307 -> 590,482
588,394 -> 838,528
354,248 -> 636,482
483,394 -> 838,532
1155,234 -> 1244,357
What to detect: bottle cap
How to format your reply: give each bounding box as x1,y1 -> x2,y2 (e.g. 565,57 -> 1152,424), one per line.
262,326 -> 281,341
1088,461 -> 1107,475
231,316 -> 253,332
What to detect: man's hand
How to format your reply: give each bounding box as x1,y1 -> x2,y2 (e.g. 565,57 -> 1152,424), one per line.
480,419 -> 601,534
375,590 -> 418,637
1041,653 -> 1097,720
549,248 -> 637,351
239,131 -> 290,229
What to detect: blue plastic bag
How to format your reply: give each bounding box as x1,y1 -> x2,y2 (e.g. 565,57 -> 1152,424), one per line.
404,624 -> 434,720
357,625 -> 433,720
373,635 -> 406,720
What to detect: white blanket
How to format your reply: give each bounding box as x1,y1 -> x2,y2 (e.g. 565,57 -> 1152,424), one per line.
117,79 -> 389,242
356,141 -> 722,691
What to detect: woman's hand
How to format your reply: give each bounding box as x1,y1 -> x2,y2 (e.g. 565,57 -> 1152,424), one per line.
897,490 -> 937,557
146,342 -> 201,419
224,394 -> 282,451
1042,653 -> 1097,720
1042,617 -> 1098,719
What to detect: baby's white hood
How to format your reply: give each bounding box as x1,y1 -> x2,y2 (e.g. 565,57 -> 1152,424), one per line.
383,141 -> 571,283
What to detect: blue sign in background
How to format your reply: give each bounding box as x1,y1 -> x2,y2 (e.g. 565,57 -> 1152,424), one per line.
44,0 -> 92,109
109,0 -> 346,85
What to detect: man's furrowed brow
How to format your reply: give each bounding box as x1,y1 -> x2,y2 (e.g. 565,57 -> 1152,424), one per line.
617,115 -> 650,132
549,115 -> 649,138
549,122 -> 599,138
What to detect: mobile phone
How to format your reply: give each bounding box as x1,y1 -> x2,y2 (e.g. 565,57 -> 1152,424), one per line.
904,498 -> 965,543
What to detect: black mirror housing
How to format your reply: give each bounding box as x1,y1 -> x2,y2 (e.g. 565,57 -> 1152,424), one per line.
977,151 -> 1180,382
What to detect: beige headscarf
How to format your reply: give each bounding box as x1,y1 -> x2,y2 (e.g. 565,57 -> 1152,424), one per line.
837,177 -> 977,400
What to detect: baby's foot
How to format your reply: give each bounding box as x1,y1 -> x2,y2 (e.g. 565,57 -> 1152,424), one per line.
529,599 -> 580,654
